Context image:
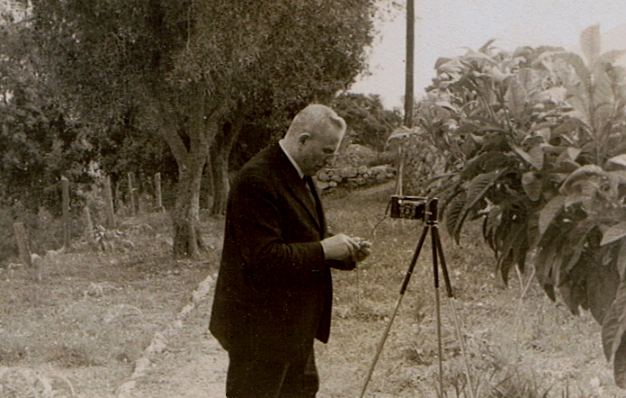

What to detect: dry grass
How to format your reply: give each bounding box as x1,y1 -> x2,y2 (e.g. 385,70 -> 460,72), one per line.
1,183 -> 623,397
0,212 -> 220,397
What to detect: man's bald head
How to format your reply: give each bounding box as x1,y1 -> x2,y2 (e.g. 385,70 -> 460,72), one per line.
285,104 -> 346,142
281,104 -> 347,176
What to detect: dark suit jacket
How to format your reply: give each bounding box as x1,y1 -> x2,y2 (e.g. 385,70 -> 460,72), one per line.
209,143 -> 353,361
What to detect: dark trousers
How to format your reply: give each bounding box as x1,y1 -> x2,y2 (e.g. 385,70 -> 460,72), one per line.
225,348 -> 319,398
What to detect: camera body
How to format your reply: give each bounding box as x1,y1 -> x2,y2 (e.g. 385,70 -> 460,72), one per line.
389,195 -> 427,220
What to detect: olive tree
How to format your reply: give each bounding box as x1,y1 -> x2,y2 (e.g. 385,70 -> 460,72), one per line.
31,0 -> 377,257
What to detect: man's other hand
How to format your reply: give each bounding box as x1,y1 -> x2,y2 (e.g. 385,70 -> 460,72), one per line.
321,233 -> 360,261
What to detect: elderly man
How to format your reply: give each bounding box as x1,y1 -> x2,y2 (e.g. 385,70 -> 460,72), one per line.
209,104 -> 371,397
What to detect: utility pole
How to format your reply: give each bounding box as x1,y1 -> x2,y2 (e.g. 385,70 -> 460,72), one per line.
396,0 -> 415,195
404,0 -> 415,127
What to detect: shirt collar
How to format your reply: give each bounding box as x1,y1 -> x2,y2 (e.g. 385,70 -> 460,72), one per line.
278,139 -> 304,179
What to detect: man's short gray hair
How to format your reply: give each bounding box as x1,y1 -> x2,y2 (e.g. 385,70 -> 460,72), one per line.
286,104 -> 346,138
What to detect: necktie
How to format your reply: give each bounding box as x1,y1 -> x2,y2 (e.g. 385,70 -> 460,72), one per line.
303,175 -> 317,205
303,175 -> 324,231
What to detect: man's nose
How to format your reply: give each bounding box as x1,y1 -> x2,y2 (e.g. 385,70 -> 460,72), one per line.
325,154 -> 338,167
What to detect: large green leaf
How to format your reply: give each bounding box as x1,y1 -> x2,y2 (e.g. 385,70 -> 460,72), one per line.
536,244 -> 562,301
460,170 -> 499,218
556,147 -> 582,163
602,281 -> 626,360
434,57 -> 454,71
538,195 -> 566,235
561,164 -> 607,194
521,171 -> 542,201
601,282 -> 626,388
592,71 -> 614,121
615,336 -> 626,389
601,222 -> 626,246
445,192 -> 466,243
385,126 -> 414,144
461,151 -> 510,179
478,39 -> 496,54
536,226 -> 563,281
585,252 -> 619,323
555,52 -> 591,94
563,221 -> 597,276
598,50 -> 626,65
483,204 -> 502,246
567,91 -> 591,125
608,154 -> 626,169
448,171 -> 500,242
511,144 -> 543,170
608,170 -> 626,185
618,240 -> 626,281
505,78 -> 527,120
559,281 -> 586,315
580,24 -> 601,66
497,221 -> 526,284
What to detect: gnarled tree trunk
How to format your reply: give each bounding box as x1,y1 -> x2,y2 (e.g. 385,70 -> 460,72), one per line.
166,86 -> 218,258
209,119 -> 243,215
171,134 -> 209,258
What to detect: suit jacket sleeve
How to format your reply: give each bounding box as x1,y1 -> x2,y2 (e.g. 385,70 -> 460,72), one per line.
231,173 -> 327,287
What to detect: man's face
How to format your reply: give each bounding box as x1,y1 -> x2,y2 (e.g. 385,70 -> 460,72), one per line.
297,126 -> 342,176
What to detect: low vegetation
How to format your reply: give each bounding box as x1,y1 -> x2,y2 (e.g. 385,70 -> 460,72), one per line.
0,182 -> 622,396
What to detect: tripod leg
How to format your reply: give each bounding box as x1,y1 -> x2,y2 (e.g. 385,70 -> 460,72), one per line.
358,224 -> 430,398
431,227 -> 444,396
433,226 -> 453,298
433,227 -> 476,398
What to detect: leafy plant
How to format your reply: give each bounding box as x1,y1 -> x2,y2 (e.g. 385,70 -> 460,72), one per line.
417,26 -> 626,387
0,11 -> 94,212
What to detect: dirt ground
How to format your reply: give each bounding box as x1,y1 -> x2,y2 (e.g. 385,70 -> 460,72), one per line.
2,185 -> 625,397
125,277 -> 623,398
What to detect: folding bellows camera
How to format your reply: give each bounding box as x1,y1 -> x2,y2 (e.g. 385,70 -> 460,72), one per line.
389,195 -> 428,220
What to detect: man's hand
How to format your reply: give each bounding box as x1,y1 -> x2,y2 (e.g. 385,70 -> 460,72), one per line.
352,237 -> 372,262
321,233 -> 360,261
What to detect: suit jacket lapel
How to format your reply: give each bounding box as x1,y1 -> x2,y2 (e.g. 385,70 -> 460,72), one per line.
304,175 -> 326,234
271,145 -> 323,233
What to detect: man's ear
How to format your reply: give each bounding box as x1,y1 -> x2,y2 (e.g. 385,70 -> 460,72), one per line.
297,132 -> 311,146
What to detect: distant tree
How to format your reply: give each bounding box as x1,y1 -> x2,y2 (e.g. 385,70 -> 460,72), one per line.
197,1 -> 378,214
332,93 -> 402,151
0,8 -> 93,212
30,1 -> 378,257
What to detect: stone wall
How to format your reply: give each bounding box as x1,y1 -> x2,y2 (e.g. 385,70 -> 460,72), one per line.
315,164 -> 395,191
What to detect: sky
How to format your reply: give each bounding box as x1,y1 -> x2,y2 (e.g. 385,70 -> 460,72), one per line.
350,0 -> 626,109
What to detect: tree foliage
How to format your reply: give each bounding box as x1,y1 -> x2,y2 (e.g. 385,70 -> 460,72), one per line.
0,7 -> 94,212
332,93 -> 402,150
29,0 -> 377,257
416,26 -> 626,387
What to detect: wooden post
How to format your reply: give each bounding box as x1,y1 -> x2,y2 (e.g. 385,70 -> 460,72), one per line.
13,222 -> 39,281
104,175 -> 115,228
404,0 -> 415,128
83,205 -> 94,238
154,172 -> 163,212
128,172 -> 136,216
61,176 -> 71,248
115,180 -> 122,215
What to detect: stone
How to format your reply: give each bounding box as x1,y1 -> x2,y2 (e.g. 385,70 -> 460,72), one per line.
340,166 -> 358,178
317,170 -> 330,182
